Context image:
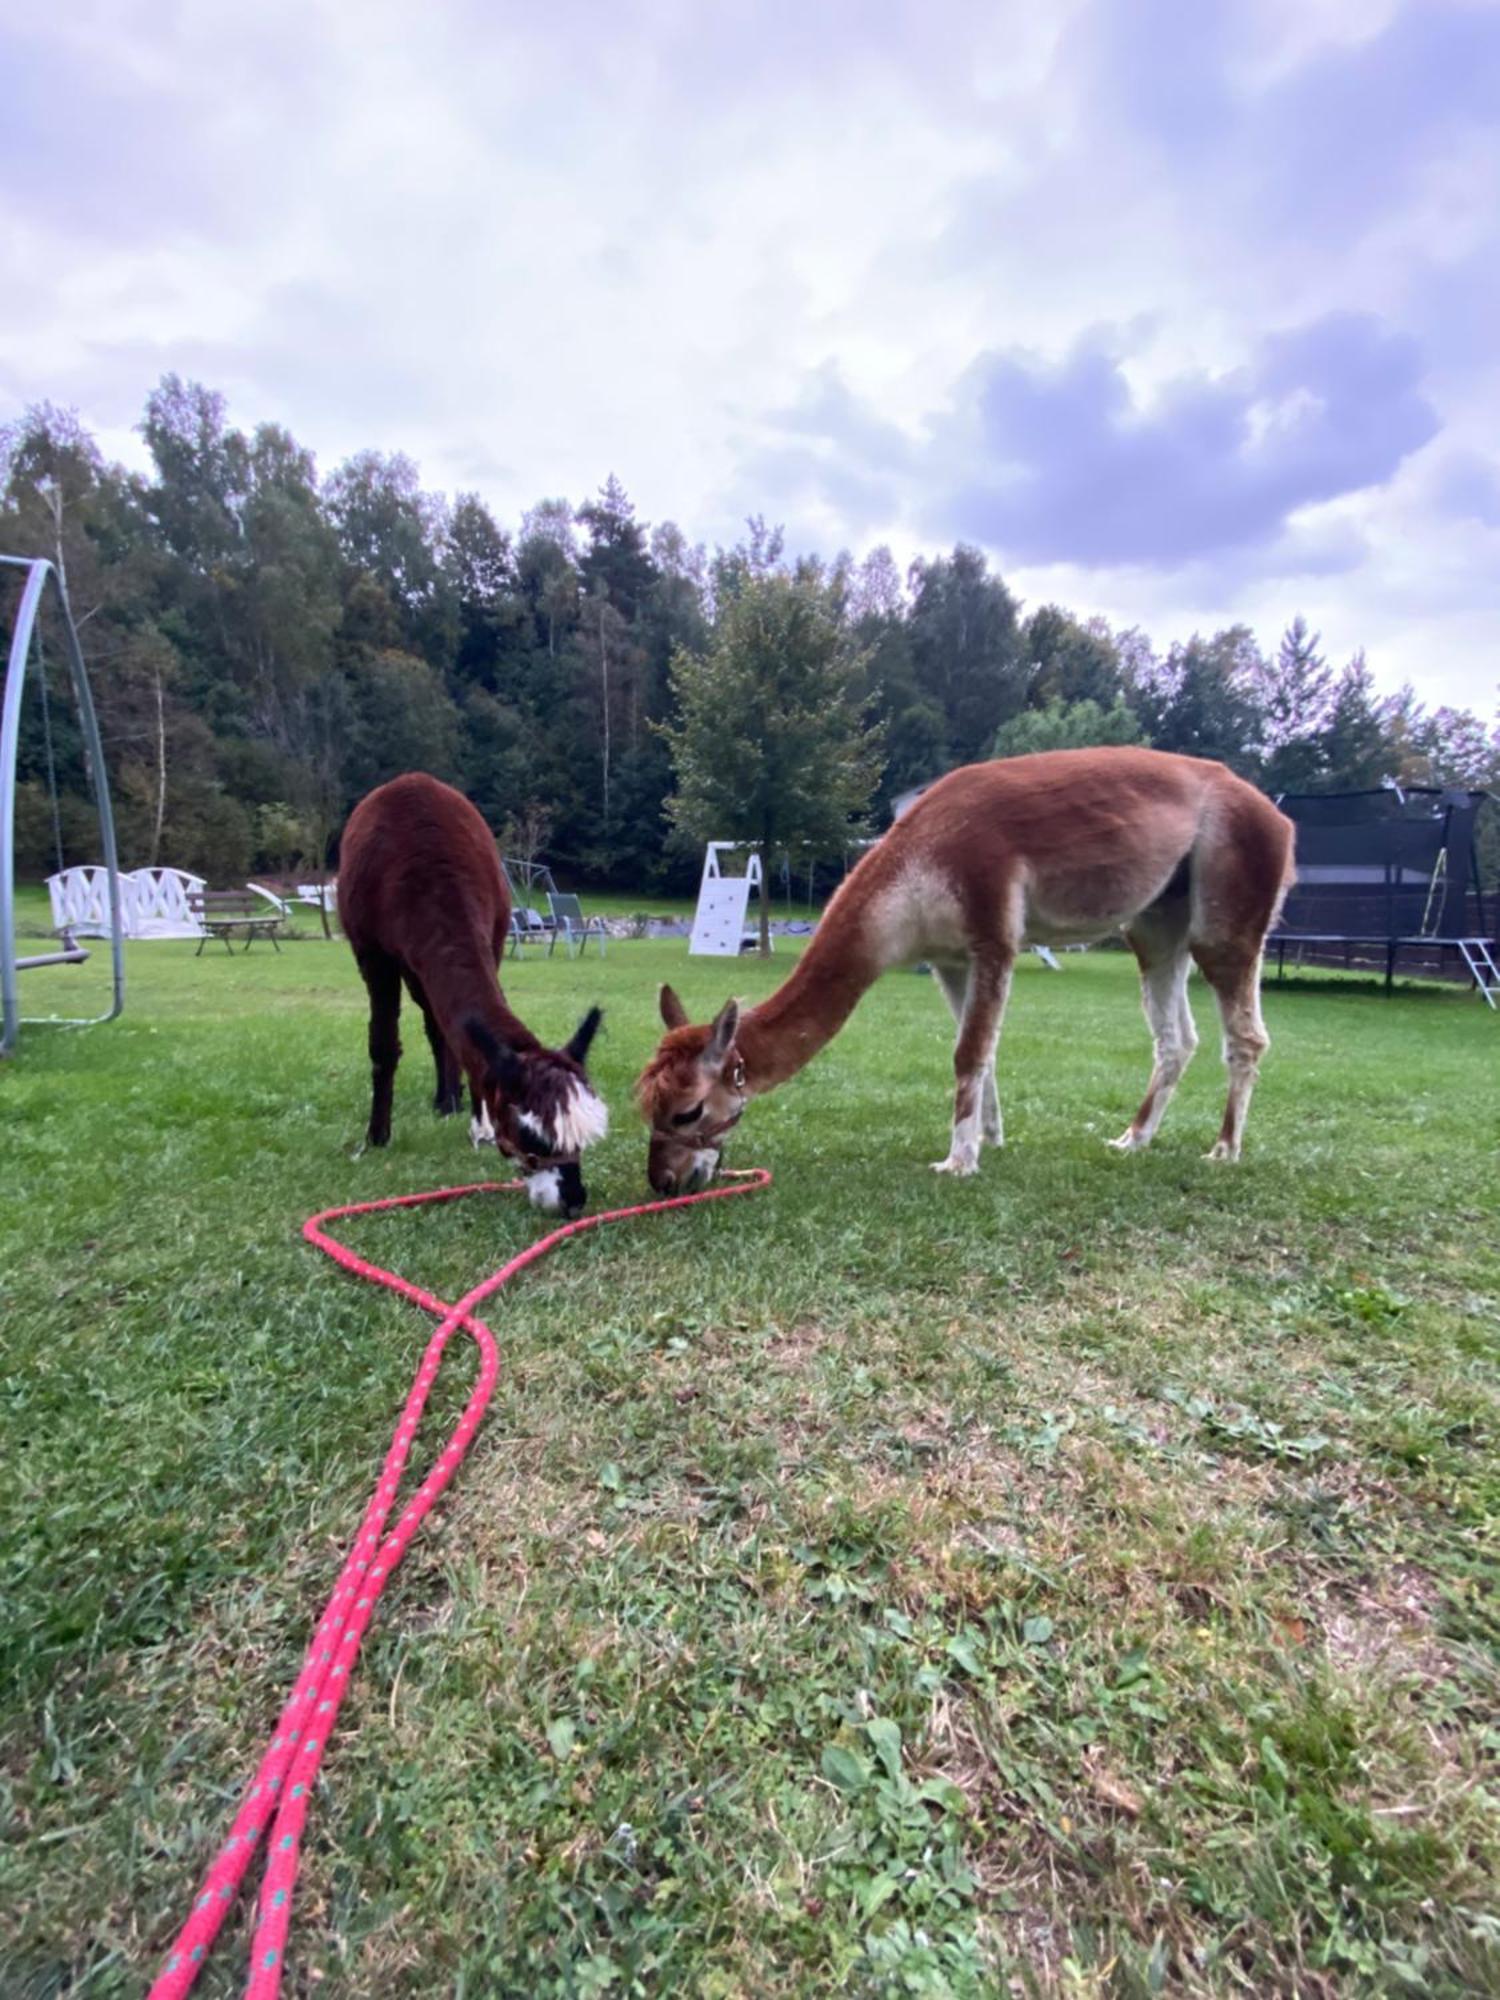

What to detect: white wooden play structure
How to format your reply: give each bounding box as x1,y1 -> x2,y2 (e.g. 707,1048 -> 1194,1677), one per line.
689,842 -> 766,957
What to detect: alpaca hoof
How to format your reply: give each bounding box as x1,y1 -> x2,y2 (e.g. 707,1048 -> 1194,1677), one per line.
931,1153 -> 979,1177
1204,1139 -> 1239,1163
1108,1128 -> 1148,1153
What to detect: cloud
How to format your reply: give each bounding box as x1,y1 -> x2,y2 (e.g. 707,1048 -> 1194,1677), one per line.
756,313 -> 1439,568
0,11 -> 330,248
0,24 -> 223,243
1073,0 -> 1500,256
1432,452 -> 1500,529
2,0 -> 1498,711
927,2 -> 1500,387
1234,2 -> 1500,253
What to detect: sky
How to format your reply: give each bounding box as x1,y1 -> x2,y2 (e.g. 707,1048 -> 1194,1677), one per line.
2,0 -> 1497,714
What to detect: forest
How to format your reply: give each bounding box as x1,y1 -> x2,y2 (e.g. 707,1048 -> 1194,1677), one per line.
3,378 -> 1496,895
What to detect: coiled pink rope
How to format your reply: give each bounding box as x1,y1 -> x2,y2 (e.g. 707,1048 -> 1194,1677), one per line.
148,1167 -> 771,2000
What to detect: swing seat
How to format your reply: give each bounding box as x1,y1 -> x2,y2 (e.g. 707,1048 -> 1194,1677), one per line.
16,945 -> 89,970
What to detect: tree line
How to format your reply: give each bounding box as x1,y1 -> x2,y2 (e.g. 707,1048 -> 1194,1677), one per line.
3,380 -> 1496,896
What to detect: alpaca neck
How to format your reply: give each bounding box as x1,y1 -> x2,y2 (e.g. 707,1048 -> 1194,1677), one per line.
737,916 -> 884,1093
432,942 -> 538,1070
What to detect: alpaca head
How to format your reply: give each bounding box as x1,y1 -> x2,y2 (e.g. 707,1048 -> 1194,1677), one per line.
636,986 -> 747,1196
466,1009 -> 608,1216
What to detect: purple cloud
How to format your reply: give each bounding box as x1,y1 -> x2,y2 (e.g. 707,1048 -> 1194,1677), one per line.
1434,453 -> 1500,529
0,17 -> 329,248
1075,0 -> 1500,252
1242,3 -> 1500,250
0,27 -> 212,241
759,312 -> 1439,569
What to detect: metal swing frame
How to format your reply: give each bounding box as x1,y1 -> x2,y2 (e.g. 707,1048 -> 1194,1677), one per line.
1,554 -> 125,1055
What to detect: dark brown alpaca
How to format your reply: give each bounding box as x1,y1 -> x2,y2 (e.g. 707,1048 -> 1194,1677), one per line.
639,748 -> 1295,1192
339,773 -> 607,1216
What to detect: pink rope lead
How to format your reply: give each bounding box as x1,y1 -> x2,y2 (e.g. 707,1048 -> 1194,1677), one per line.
148,1168 -> 771,2000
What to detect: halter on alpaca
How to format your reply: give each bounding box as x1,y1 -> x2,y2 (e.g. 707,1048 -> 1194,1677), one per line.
637,996 -> 752,1194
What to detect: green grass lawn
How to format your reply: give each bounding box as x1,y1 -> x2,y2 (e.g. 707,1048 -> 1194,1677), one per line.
2,930 -> 1498,1997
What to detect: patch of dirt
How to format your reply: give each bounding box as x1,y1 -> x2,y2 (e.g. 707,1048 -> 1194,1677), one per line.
761,1320 -> 832,1371
1323,1563 -> 1449,1684
448,1453 -> 600,1572
1283,1455 -> 1411,1514
989,1900 -> 1070,1994
922,1685 -> 1006,1822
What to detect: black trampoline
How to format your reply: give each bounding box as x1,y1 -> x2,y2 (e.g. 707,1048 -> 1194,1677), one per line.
1269,785 -> 1497,1006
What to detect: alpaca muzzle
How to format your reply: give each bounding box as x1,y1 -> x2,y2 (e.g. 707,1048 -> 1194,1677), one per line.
526,1159 -> 587,1217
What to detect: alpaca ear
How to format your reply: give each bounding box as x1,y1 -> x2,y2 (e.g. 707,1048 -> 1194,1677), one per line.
465,1017 -> 524,1095
566,1005 -> 603,1066
659,984 -> 689,1030
702,998 -> 740,1075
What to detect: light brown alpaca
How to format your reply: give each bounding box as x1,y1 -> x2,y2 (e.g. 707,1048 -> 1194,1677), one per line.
637,748 -> 1296,1192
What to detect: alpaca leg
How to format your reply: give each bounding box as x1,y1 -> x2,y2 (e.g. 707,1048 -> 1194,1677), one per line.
1110,912 -> 1196,1152
933,950 -> 1014,1176
1193,944 -> 1270,1161
467,922 -> 508,1142
934,961 -> 1001,1144
360,954 -> 402,1147
1184,789 -> 1290,1161
426,1014 -> 463,1116
469,1085 -> 496,1149
405,971 -> 462,1115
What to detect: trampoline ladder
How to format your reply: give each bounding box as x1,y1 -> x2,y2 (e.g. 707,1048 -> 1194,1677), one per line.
1457,939 -> 1498,1009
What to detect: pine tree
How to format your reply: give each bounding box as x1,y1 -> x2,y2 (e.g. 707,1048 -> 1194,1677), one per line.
1021,606 -> 1123,710
576,475 -> 656,623
905,545 -> 1025,766
1134,627 -> 1265,775
1257,617 -> 1334,791
1318,653 -> 1393,789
